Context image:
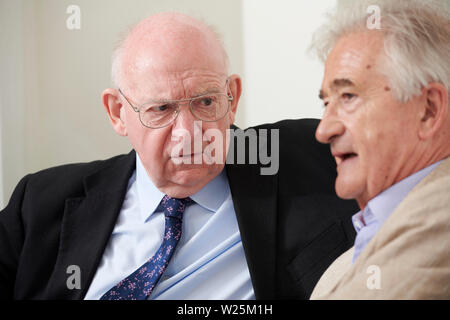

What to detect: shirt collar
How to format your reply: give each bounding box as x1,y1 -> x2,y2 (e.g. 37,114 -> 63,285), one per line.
136,154 -> 230,222
352,160 -> 443,231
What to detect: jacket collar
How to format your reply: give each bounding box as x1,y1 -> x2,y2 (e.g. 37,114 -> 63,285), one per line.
45,150 -> 136,299
225,161 -> 278,299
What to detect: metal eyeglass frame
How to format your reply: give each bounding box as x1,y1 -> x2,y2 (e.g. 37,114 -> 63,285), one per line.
118,79 -> 234,129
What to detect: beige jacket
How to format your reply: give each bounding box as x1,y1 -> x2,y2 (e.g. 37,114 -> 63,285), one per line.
311,158 -> 450,299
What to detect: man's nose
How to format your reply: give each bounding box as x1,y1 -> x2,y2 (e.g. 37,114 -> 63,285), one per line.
171,104 -> 201,137
315,110 -> 345,144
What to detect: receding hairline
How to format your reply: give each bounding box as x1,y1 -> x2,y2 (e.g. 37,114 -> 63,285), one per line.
111,12 -> 230,89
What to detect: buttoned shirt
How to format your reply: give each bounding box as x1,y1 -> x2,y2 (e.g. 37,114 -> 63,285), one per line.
352,161 -> 442,263
84,155 -> 254,299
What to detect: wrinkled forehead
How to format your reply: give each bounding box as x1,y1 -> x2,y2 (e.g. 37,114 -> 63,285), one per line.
131,71 -> 228,103
323,31 -> 385,88
120,19 -> 227,97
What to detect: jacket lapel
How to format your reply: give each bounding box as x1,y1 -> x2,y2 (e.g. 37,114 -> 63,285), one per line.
44,151 -> 136,299
43,140 -> 278,299
226,162 -> 278,299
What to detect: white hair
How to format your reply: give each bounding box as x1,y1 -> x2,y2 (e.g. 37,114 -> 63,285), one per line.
310,0 -> 450,102
110,16 -> 229,90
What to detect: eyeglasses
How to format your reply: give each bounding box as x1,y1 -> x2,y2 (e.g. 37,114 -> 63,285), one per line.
118,79 -> 233,129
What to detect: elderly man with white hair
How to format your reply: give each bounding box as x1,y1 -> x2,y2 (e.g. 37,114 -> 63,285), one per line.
310,0 -> 450,299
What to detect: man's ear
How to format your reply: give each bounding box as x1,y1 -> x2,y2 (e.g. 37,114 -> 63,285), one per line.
102,88 -> 128,136
227,74 -> 242,124
418,82 -> 449,140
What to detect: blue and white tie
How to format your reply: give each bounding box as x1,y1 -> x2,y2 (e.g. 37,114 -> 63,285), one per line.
100,195 -> 193,300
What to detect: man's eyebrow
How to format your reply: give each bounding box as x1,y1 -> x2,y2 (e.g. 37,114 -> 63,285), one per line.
193,86 -> 223,96
142,87 -> 222,104
331,78 -> 355,89
319,78 -> 355,100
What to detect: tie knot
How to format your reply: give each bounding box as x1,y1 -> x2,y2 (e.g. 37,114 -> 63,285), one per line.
160,195 -> 193,219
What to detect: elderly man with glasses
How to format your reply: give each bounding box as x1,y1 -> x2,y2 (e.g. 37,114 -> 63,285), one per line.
0,12 -> 357,300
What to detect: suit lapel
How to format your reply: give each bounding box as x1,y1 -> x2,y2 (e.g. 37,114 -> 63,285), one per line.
44,151 -> 136,299
226,162 -> 278,299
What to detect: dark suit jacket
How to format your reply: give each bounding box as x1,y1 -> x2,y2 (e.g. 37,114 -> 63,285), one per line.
0,119 -> 358,300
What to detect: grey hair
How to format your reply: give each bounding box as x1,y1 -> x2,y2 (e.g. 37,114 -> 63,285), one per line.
110,16 -> 230,90
310,0 -> 450,102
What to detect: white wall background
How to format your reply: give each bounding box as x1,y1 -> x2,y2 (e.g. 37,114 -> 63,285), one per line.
0,0 -> 336,206
242,0 -> 336,127
0,0 -> 27,209
0,96 -> 3,209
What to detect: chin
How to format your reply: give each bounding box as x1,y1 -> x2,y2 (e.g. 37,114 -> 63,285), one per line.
162,175 -> 210,199
335,178 -> 363,201
335,189 -> 353,200
162,160 -> 223,194
172,166 -> 218,188
172,170 -> 206,186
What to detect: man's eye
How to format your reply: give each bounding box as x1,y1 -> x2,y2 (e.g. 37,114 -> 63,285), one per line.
200,97 -> 213,106
341,93 -> 356,101
148,104 -> 170,112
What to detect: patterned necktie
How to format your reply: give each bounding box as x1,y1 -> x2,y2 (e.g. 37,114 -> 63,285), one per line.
100,195 -> 193,300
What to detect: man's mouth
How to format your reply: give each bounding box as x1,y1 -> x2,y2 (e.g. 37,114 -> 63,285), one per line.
172,153 -> 202,159
333,152 -> 358,166
170,152 -> 206,163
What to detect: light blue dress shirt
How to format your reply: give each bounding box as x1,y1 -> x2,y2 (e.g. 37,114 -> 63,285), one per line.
351,161 -> 442,264
84,155 -> 255,300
